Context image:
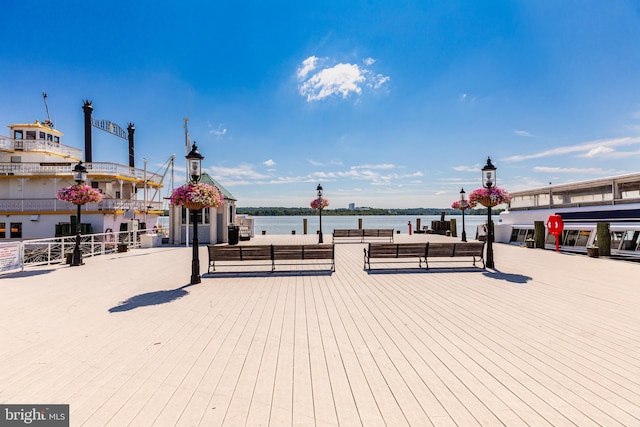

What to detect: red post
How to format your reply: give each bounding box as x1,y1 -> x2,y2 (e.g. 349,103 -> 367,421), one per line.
408,221 -> 413,235
546,215 -> 564,252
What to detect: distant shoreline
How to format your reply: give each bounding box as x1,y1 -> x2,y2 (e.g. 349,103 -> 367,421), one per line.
236,207 -> 503,216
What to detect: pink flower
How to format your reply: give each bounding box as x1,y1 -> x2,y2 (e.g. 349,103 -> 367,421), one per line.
310,197 -> 329,210
468,186 -> 511,206
451,199 -> 476,210
57,185 -> 104,205
170,183 -> 224,208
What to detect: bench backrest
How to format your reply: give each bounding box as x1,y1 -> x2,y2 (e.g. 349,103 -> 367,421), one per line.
363,229 -> 394,237
272,244 -> 334,260
333,229 -> 362,238
451,242 -> 485,256
426,242 -> 455,257
208,245 -> 272,261
367,243 -> 427,258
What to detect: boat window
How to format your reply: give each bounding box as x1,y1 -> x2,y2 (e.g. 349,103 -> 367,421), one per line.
545,233 -> 556,245
39,132 -> 46,140
53,136 -> 60,143
13,130 -> 23,139
26,131 -> 36,140
47,133 -> 53,141
611,231 -> 624,250
509,228 -> 534,242
10,223 -> 22,239
0,222 -> 5,238
621,230 -> 639,251
563,230 -> 579,246
575,230 -> 590,247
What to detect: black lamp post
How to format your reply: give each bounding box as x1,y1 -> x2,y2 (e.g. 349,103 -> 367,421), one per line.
316,183 -> 324,243
460,188 -> 467,242
71,161 -> 87,266
187,142 -> 203,285
482,157 -> 497,268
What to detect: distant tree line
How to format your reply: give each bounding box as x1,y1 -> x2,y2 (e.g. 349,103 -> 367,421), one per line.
236,207 -> 504,216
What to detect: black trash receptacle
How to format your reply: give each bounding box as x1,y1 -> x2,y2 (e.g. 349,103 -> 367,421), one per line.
228,224 -> 239,245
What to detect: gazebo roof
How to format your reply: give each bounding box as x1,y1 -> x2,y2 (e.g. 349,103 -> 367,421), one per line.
200,173 -> 236,201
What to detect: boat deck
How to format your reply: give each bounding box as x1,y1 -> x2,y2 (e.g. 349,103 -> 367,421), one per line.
1,234 -> 639,426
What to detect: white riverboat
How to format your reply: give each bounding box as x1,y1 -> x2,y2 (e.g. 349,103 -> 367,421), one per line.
497,174 -> 640,257
0,117 -> 167,240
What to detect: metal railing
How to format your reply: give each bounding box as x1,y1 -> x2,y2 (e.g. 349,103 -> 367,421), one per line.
1,231 -> 143,272
0,198 -> 163,212
0,136 -> 83,159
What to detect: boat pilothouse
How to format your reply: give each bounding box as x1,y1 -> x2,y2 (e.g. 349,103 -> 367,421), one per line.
497,174 -> 640,257
0,113 -> 167,240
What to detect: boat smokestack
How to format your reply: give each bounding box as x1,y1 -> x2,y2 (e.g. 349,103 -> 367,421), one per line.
82,100 -> 93,162
127,123 -> 135,168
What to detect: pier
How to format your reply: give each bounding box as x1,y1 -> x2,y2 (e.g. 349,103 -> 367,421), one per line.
1,234 -> 639,426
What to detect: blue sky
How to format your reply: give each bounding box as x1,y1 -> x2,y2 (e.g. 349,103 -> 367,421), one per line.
3,1 -> 640,208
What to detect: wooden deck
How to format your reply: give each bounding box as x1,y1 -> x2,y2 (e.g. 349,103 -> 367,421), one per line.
1,233 -> 639,426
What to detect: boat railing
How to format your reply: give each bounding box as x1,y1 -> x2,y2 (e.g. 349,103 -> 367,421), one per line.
0,161 -> 163,184
0,136 -> 83,159
0,198 -> 163,212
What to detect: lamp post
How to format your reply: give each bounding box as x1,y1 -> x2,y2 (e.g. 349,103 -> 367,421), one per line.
460,188 -> 467,242
482,157 -> 496,268
316,183 -> 324,243
71,161 -> 87,266
186,142 -> 203,285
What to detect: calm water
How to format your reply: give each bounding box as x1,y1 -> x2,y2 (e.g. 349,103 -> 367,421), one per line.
249,215 -> 487,238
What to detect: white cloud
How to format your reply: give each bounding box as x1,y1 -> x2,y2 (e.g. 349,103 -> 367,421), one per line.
297,56 -> 318,80
363,57 -> 375,66
297,56 -> 389,102
503,137 -> 640,162
581,146 -> 614,158
515,130 -> 534,137
532,166 -> 617,175
352,163 -> 396,170
452,164 -> 480,172
210,164 -> 270,180
263,159 -> 276,167
208,123 -> 228,137
308,159 -> 324,166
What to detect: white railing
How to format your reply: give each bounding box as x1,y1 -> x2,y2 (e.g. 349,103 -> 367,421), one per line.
0,198 -> 164,212
0,230 -> 144,273
0,161 -> 164,184
0,136 -> 83,158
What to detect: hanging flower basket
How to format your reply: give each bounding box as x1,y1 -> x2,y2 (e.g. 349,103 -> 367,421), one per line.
170,182 -> 224,210
468,187 -> 511,208
451,199 -> 477,210
310,197 -> 329,210
57,185 -> 104,206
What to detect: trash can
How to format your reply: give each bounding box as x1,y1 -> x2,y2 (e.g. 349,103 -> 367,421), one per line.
228,224 -> 239,245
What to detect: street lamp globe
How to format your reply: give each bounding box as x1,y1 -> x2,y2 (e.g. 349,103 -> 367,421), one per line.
73,161 -> 87,184
482,157 -> 496,188
186,142 -> 203,183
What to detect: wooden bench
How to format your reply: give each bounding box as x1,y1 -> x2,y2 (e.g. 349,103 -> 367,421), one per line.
363,243 -> 428,270
333,228 -> 394,243
207,245 -> 273,272
424,242 -> 485,269
363,241 -> 485,270
208,244 -> 335,272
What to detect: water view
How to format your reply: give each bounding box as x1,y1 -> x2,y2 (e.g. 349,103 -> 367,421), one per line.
249,215 -> 488,238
